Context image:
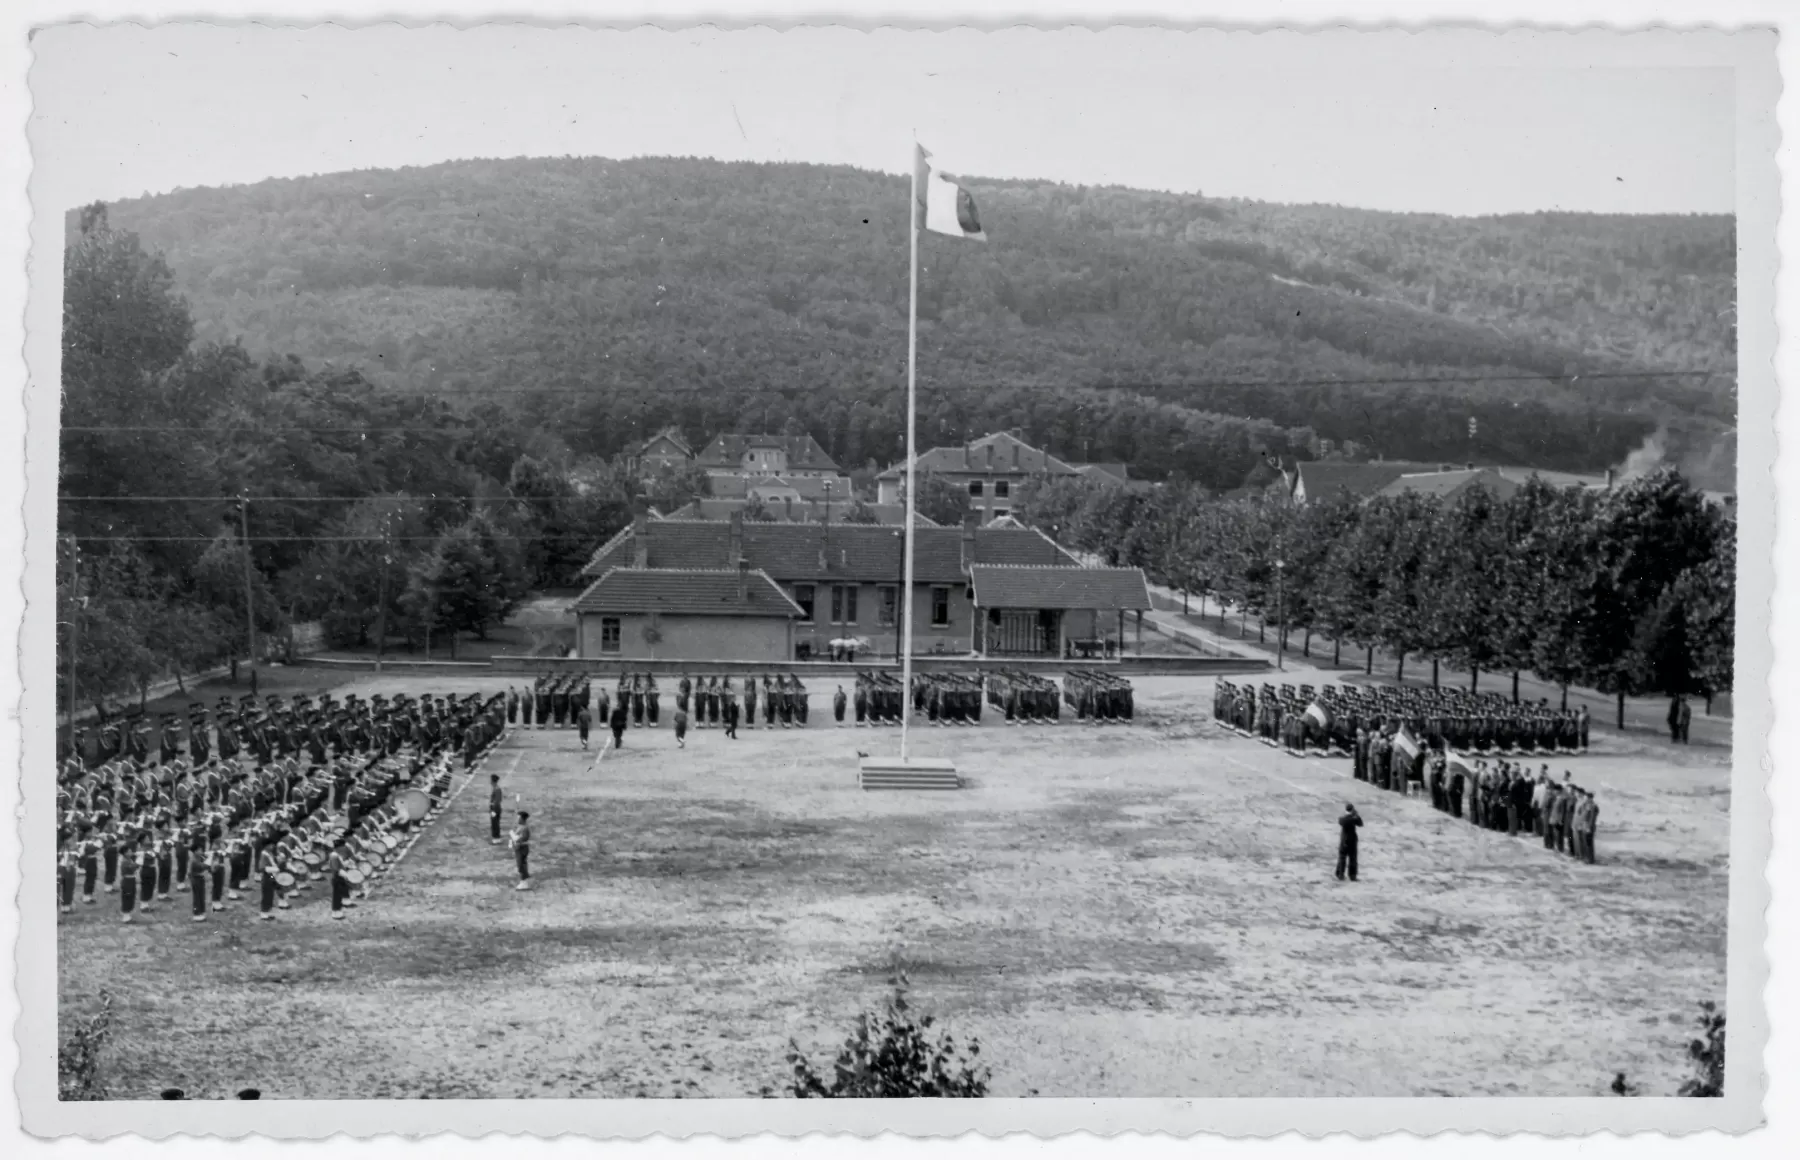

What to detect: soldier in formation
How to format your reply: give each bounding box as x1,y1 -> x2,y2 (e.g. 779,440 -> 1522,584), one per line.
913,673 -> 984,725
983,671 -> 1059,725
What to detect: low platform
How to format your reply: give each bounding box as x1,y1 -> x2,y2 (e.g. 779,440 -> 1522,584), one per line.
858,755 -> 961,791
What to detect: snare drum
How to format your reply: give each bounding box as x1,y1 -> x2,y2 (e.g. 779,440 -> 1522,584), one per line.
343,868 -> 365,886
302,851 -> 324,869
380,835 -> 400,852
356,860 -> 374,877
274,871 -> 296,889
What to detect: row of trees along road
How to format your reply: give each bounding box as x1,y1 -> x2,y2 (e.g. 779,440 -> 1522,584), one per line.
57,205 -> 706,720
1015,468 -> 1735,727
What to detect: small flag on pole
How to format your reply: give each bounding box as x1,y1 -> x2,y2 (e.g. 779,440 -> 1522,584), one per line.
1393,727 -> 1421,761
1304,701 -> 1332,731
915,145 -> 986,240
1446,749 -> 1478,777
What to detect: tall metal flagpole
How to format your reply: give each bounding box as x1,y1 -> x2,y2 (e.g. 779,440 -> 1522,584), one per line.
900,144 -> 920,763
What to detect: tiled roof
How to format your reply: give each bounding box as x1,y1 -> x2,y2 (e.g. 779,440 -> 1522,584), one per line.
569,568 -> 802,618
672,497 -> 913,524
696,433 -> 840,472
582,519 -> 1075,580
1294,461 -> 1428,502
968,565 -> 1152,611
705,473 -> 849,500
1374,469 -> 1523,502
877,431 -> 1081,479
636,426 -> 694,459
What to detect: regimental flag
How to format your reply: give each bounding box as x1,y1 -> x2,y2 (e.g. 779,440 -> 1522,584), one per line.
915,144 -> 986,240
1304,700 -> 1332,731
1446,748 -> 1479,778
1393,726 -> 1421,762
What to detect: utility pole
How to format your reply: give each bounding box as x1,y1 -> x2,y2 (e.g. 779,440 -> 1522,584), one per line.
239,494 -> 257,690
374,509 -> 391,673
1274,553 -> 1287,672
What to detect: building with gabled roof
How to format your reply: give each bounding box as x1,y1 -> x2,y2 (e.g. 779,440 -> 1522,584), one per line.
968,564 -> 1153,657
876,430 -> 1082,522
574,512 -> 1094,660
569,564 -> 803,661
697,432 -> 842,477
632,426 -> 696,472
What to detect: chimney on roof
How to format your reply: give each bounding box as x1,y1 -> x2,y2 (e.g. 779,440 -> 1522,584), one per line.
960,512 -> 979,572
632,512 -> 649,568
737,557 -> 749,602
727,509 -> 744,566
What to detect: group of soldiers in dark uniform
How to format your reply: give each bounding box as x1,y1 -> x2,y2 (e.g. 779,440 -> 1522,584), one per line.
982,672 -> 1058,724
1063,670 -> 1135,722
849,672 -> 906,725
1213,678 -> 1605,864
58,689 -> 508,923
1215,680 -> 1591,761
914,673 -> 987,725
508,675 -> 593,730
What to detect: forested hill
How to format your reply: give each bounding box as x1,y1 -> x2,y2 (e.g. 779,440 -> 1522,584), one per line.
91,156 -> 1737,490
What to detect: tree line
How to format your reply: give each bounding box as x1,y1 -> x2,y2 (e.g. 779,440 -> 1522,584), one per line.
57,208 -> 704,717
1015,469 -> 1735,722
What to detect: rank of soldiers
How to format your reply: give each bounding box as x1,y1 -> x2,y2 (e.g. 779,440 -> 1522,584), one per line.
1214,680 -> 1590,760
508,674 -> 593,728
58,688 -> 510,924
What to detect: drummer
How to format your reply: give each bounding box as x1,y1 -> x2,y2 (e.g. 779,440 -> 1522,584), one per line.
327,843 -> 353,920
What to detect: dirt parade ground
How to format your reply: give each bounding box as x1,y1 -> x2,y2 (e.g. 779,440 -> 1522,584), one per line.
56,670 -> 1730,1099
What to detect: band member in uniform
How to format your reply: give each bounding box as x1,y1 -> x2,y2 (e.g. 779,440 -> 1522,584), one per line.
258,844 -> 280,920
119,834 -> 140,923
136,835 -> 159,914
328,844 -> 352,919
510,812 -> 532,891
79,834 -> 99,905
189,838 -> 211,922
57,847 -> 76,914
489,774 -> 504,844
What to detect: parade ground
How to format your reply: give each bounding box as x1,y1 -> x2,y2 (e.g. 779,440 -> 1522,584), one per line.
56,671 -> 1731,1099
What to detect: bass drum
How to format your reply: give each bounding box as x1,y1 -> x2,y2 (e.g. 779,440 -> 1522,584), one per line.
274,871 -> 296,889
393,788 -> 432,824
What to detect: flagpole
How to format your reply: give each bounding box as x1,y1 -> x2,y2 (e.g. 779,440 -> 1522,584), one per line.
901,144 -> 920,763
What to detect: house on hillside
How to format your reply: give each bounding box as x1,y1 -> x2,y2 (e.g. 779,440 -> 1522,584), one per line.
630,426 -> 696,474
876,431 -> 1082,522
574,511 -> 1095,661
697,433 -> 844,479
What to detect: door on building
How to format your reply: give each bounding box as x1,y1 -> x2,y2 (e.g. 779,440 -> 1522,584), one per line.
994,609 -> 1056,655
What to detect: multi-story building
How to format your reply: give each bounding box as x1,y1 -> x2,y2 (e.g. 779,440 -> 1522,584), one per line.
875,431 -> 1081,522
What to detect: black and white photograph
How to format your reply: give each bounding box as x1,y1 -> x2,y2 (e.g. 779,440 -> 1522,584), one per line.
10,10 -> 1781,1141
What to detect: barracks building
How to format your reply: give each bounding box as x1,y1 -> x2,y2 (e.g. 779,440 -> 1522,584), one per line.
571,512 -> 1151,663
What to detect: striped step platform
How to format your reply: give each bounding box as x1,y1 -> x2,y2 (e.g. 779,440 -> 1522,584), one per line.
859,756 -> 961,791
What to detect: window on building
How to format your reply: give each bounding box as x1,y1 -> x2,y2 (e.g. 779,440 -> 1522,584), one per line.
878,586 -> 897,626
830,584 -> 858,624
600,618 -> 621,654
931,586 -> 951,627
968,480 -> 984,497
793,584 -> 816,623
993,480 -> 1010,498
992,508 -> 1010,519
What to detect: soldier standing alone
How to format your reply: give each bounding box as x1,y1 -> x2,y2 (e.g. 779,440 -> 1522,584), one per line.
1335,803 -> 1363,883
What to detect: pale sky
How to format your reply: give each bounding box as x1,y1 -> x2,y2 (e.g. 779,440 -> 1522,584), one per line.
30,24 -> 1737,216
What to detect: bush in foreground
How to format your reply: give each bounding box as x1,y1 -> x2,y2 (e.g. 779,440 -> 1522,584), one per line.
59,991 -> 115,1101
783,970 -> 991,1098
